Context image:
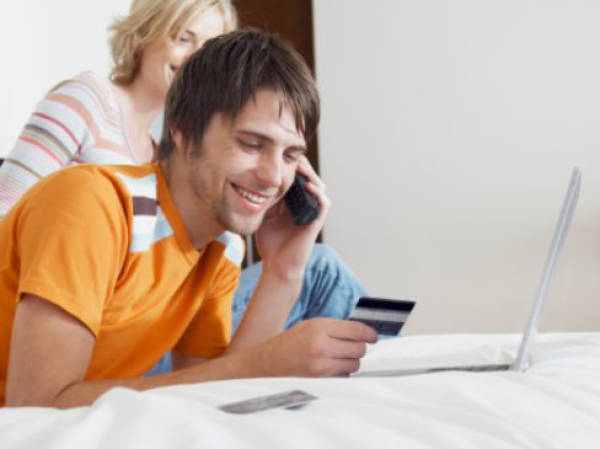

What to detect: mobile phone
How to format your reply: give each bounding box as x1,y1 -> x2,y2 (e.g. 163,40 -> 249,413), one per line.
284,173 -> 320,226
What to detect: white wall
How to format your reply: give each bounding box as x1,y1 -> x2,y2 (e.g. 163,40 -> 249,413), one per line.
0,0 -> 128,155
313,0 -> 600,334
2,0 -> 598,335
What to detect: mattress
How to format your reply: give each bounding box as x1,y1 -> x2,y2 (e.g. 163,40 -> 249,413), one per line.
1,332 -> 598,448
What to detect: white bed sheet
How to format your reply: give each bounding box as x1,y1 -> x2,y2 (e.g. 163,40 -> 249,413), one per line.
1,332 -> 599,449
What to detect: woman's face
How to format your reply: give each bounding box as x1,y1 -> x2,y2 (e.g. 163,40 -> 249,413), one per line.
138,6 -> 226,99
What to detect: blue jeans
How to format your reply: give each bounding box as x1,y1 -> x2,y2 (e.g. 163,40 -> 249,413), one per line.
146,244 -> 367,376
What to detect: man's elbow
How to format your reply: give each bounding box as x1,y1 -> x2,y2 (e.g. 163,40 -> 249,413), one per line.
5,391 -> 56,408
5,382 -> 79,409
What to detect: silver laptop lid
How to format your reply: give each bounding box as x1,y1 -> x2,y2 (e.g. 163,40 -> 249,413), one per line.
513,168 -> 581,372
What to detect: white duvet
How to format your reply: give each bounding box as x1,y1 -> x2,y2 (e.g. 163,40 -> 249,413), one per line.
1,333 -> 599,449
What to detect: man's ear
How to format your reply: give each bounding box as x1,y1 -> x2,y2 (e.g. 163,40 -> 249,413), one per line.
171,128 -> 184,150
170,129 -> 191,160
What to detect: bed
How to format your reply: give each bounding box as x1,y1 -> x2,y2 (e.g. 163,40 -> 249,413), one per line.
1,332 -> 599,448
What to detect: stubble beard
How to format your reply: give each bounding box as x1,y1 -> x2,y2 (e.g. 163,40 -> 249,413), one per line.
215,199 -> 267,236
187,153 -> 273,237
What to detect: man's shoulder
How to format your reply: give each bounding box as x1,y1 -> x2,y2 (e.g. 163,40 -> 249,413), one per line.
42,163 -> 148,185
6,165 -> 138,253
108,164 -> 160,198
30,164 -> 155,209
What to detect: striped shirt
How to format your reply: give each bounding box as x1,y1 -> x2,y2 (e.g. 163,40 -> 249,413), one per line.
0,71 -> 144,217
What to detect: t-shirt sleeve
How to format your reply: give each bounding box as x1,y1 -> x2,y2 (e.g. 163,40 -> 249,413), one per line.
174,249 -> 242,359
16,168 -> 129,337
0,76 -> 93,217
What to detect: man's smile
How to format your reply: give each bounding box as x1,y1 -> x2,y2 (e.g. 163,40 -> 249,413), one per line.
231,182 -> 275,206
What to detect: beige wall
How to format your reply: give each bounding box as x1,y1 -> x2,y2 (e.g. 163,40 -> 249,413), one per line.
313,0 -> 600,334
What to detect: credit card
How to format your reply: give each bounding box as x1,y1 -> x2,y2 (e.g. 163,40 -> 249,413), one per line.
218,390 -> 318,414
349,297 -> 415,336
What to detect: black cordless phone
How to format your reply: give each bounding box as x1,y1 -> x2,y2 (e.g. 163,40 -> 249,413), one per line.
284,173 -> 320,226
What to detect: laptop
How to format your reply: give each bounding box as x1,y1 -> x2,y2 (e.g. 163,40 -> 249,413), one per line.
354,167 -> 581,377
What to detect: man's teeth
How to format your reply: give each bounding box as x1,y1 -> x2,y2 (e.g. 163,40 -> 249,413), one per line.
236,186 -> 270,204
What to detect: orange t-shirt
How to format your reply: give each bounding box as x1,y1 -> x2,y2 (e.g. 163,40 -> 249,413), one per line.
0,163 -> 243,405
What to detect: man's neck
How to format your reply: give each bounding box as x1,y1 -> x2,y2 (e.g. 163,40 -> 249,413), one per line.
159,157 -> 225,250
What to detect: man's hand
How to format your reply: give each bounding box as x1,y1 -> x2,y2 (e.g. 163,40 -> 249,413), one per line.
253,318 -> 379,377
255,156 -> 330,280
230,157 -> 331,350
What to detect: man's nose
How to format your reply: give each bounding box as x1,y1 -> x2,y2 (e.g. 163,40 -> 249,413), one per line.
256,153 -> 283,188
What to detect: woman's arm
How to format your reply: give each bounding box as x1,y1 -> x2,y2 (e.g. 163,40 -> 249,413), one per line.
0,76 -> 96,217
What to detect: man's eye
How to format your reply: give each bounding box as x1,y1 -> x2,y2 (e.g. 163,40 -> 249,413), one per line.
284,152 -> 300,163
178,35 -> 191,44
238,139 -> 260,149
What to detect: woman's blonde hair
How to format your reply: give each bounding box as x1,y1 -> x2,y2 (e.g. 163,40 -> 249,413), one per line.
108,0 -> 237,85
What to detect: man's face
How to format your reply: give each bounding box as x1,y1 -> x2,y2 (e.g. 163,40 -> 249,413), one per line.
181,89 -> 307,235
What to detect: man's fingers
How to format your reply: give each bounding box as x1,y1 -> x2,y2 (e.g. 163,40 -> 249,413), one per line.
296,156 -> 325,191
303,181 -> 330,221
324,338 -> 368,360
326,319 -> 379,343
327,358 -> 361,376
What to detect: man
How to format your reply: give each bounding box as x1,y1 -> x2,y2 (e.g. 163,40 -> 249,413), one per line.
0,29 -> 377,408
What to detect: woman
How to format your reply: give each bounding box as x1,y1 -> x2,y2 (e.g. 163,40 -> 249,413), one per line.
0,0 -> 235,206
0,0 -> 367,372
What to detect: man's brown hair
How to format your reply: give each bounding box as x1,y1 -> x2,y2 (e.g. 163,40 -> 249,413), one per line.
157,28 -> 320,159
